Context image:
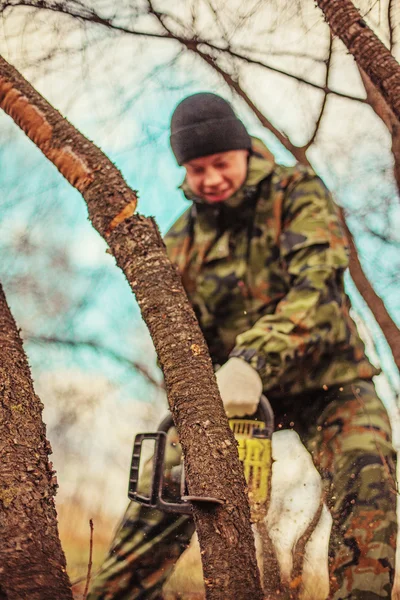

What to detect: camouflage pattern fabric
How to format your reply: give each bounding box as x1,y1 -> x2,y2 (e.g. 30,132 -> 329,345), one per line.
88,138 -> 395,598
88,380 -> 396,599
165,137 -> 378,398
275,379 -> 397,600
86,504 -> 193,600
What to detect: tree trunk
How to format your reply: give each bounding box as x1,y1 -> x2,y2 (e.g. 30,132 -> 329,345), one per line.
0,285 -> 73,600
316,0 -> 400,122
0,56 -> 264,600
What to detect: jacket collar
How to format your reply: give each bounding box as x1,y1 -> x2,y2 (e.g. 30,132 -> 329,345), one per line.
179,137 -> 275,209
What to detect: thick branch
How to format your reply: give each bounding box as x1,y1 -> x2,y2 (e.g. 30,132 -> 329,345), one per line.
317,0 -> 400,122
0,54 -> 263,600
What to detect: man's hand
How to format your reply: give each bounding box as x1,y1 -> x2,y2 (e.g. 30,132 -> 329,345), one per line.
216,357 -> 263,418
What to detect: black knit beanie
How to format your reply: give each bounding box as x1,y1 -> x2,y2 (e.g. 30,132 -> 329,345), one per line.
170,92 -> 251,165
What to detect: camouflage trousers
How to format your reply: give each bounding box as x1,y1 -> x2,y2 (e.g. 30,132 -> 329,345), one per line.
87,379 -> 397,600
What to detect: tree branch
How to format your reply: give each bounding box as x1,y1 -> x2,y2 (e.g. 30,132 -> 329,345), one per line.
388,0 -> 395,52
302,33 -> 333,151
361,225 -> 400,247
235,47 -> 328,64
316,0 -> 400,122
212,44 -> 367,105
0,53 -> 264,600
1,0 -> 368,105
146,0 -> 309,165
179,35 -> 400,375
358,66 -> 400,197
82,519 -> 94,600
0,284 -> 73,598
204,0 -> 230,44
26,334 -> 164,389
191,46 -> 311,166
339,209 -> 400,370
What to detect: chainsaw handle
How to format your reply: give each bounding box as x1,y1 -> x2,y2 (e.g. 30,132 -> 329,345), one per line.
260,395 -> 274,438
128,431 -> 222,513
130,397 -> 274,514
128,432 -> 167,506
157,412 -> 174,433
157,395 -> 274,434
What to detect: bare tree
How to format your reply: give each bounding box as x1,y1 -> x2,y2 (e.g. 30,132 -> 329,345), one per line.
0,54 -> 264,600
0,1 -> 399,596
0,283 -> 73,599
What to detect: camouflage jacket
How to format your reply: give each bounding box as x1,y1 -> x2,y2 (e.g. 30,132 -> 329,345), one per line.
165,138 -> 378,399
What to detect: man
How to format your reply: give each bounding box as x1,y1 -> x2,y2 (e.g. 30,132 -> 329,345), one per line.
88,93 -> 397,599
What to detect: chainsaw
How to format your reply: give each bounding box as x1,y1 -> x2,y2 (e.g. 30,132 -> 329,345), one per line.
128,395 -> 274,519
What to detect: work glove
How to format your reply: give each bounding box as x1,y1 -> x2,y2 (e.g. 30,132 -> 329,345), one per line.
216,357 -> 263,418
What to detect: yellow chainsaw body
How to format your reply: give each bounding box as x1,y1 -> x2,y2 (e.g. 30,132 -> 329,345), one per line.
229,419 -> 272,512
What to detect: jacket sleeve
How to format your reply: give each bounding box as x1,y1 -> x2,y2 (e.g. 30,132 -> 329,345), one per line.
230,175 -> 350,393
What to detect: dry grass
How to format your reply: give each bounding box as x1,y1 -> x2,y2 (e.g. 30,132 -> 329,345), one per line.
57,500 -> 117,599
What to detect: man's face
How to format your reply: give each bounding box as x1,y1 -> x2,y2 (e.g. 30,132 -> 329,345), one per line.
183,149 -> 248,203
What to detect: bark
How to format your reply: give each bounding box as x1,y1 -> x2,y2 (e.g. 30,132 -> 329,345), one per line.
339,210 -> 400,370
0,55 -> 264,599
317,0 -> 400,122
0,285 -> 73,600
